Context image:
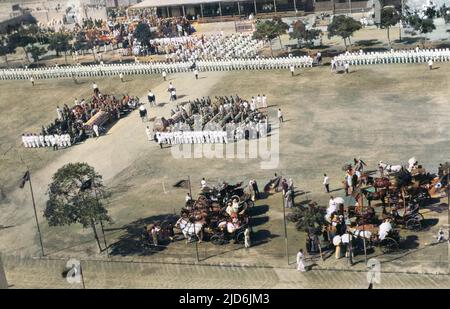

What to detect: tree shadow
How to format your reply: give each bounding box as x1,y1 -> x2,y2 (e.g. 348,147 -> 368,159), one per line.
250,204 -> 269,216
355,39 -> 382,47
396,37 -> 422,45
436,42 -> 450,49
108,213 -> 178,256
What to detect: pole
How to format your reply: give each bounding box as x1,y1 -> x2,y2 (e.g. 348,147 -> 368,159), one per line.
93,181 -> 108,256
362,222 -> 367,264
253,0 -> 257,16
28,171 -> 45,257
447,168 -> 449,245
187,175 -> 199,261
293,0 -> 297,12
188,175 -> 192,197
273,0 -> 277,13
0,253 -> 8,289
281,186 -> 289,265
100,220 -> 108,257
79,261 -> 86,289
348,0 -> 352,14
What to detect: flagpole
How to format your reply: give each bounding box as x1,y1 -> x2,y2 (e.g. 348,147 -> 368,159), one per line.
28,171 -> 45,257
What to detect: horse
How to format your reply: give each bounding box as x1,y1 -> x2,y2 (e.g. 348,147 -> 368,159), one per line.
379,161 -> 403,174
176,217 -> 204,244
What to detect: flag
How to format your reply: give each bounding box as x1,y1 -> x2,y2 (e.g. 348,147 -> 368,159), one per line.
19,171 -> 30,189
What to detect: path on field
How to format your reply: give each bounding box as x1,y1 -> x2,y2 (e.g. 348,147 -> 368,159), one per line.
0,71 -> 228,257
3,254 -> 450,289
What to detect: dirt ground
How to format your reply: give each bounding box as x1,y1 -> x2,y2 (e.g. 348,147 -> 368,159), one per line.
0,63 -> 449,276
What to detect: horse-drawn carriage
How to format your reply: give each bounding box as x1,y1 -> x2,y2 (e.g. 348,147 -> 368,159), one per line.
175,181 -> 253,245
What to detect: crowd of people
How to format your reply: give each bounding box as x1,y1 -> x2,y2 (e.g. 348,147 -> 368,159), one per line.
150,94 -> 269,147
21,83 -> 140,150
147,33 -> 263,62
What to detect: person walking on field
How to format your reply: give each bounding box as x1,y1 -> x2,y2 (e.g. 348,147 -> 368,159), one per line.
278,108 -> 283,124
323,174 -> 330,193
290,64 -> 295,77
244,228 -> 251,248
297,249 -> 306,272
162,71 -> 167,81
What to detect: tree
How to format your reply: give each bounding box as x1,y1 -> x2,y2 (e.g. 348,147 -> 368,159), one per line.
47,31 -> 73,63
133,22 -> 153,48
0,37 -> 16,67
287,202 -> 326,234
327,15 -> 362,49
272,16 -> 289,49
44,163 -> 111,253
253,19 -> 287,56
406,13 -> 436,47
290,20 -> 322,48
380,6 -> 401,46
25,44 -> 47,64
8,30 -> 36,63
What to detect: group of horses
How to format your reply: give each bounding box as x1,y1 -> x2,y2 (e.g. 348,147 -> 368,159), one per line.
175,181 -> 253,244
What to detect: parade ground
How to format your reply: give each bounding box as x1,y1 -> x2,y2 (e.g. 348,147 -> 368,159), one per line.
1,62 -> 450,287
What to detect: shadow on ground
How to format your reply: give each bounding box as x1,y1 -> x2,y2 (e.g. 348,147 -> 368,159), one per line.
109,213 -> 177,256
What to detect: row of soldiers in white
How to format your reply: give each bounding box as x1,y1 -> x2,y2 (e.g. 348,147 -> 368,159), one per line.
334,48 -> 450,66
22,134 -> 71,148
154,130 -> 229,145
0,56 -> 314,80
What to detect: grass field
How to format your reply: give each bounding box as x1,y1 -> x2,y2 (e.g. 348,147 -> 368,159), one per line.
0,64 -> 449,273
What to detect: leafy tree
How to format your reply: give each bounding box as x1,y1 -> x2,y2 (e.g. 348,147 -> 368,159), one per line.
286,202 -> 326,235
406,13 -> 436,47
0,37 -> 16,66
290,20 -> 322,48
253,19 -> 287,56
47,31 -> 73,63
380,6 -> 401,46
44,163 -> 111,252
272,16 -> 289,49
8,30 -> 36,63
133,22 -> 153,48
25,44 -> 47,64
327,15 -> 362,49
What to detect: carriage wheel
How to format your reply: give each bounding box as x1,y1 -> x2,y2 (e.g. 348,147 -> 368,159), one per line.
416,213 -> 425,222
406,218 -> 422,231
210,234 -> 225,245
235,231 -> 245,244
381,237 -> 399,254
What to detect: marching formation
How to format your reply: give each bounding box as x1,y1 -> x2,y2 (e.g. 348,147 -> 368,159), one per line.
154,130 -> 229,146
334,48 -> 450,66
0,56 -> 314,80
22,133 -> 72,150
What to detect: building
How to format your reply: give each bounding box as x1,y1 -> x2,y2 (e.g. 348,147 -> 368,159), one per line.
129,0 -> 403,18
130,0 -> 316,18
